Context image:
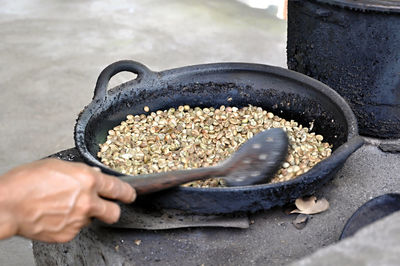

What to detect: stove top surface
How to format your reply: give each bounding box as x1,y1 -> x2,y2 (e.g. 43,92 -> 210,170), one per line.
33,143 -> 400,265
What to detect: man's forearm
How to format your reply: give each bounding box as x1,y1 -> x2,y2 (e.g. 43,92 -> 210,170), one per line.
0,159 -> 135,242
0,181 -> 18,239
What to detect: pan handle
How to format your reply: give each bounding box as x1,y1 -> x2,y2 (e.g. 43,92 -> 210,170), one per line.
93,60 -> 153,101
120,166 -> 223,195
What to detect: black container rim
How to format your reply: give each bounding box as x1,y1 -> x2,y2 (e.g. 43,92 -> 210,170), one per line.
73,60 -> 364,213
314,0 -> 400,13
76,60 -> 360,186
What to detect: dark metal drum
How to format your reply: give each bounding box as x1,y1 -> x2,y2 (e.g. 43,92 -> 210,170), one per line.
287,0 -> 400,138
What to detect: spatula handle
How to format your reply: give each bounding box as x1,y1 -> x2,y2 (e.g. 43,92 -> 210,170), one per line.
120,166 -> 222,195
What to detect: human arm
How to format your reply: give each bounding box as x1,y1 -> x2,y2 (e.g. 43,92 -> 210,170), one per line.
0,158 -> 136,243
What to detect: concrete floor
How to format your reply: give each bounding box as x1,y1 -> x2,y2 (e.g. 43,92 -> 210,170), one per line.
0,0 -> 286,265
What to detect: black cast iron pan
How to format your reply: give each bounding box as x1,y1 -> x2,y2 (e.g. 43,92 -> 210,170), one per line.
75,60 -> 364,214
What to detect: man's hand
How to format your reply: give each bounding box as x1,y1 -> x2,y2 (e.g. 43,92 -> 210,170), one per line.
0,159 -> 136,243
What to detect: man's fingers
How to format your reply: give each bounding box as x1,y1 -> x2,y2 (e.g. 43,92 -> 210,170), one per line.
90,198 -> 121,224
94,172 -> 136,203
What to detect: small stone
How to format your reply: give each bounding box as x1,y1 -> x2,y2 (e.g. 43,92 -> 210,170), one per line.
144,106 -> 150,112
293,214 -> 309,230
379,142 -> 400,153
